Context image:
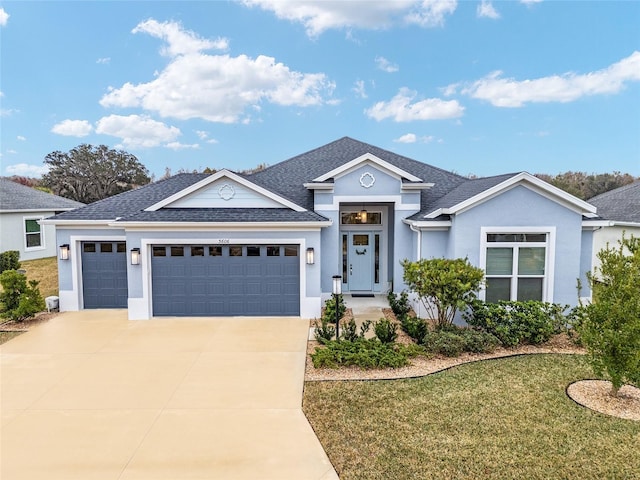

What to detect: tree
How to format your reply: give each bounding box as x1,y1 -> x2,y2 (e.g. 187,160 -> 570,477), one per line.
578,235 -> 640,397
41,144 -> 150,203
534,171 -> 637,200
401,258 -> 485,328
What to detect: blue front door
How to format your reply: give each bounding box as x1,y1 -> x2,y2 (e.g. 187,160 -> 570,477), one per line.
348,232 -> 373,291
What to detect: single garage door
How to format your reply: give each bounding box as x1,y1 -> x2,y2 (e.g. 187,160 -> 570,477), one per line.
151,244 -> 300,316
81,241 -> 128,308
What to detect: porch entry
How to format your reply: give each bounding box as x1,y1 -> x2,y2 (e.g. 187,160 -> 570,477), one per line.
342,231 -> 379,292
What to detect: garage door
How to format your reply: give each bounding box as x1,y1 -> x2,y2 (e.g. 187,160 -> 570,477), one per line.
151,244 -> 300,316
81,241 -> 128,308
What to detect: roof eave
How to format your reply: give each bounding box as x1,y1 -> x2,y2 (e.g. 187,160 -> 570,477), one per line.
109,220 -> 333,229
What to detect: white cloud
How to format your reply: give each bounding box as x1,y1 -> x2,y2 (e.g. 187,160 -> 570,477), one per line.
96,57 -> 111,64
394,133 -> 437,143
165,142 -> 199,150
395,133 -> 417,143
477,1 -> 500,19
196,130 -> 219,144
520,0 -> 543,5
461,51 -> 640,107
242,0 -> 457,37
17,135 -> 26,141
5,163 -> 49,177
404,0 -> 458,27
0,8 -> 9,26
51,119 -> 93,137
95,114 -> 181,148
132,19 -> 229,56
375,56 -> 399,73
365,87 -> 465,122
100,19 -> 335,123
353,80 -> 367,99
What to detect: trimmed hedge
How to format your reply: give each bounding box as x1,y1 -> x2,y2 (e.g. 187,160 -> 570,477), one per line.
464,300 -> 568,347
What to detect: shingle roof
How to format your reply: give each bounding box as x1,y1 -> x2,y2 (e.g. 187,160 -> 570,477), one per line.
249,137 -> 468,211
0,178 -> 85,211
117,208 -> 329,223
588,181 -> 640,223
408,173 -> 519,220
52,174 -> 209,220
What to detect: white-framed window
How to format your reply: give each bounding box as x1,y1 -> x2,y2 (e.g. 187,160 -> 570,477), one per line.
480,228 -> 555,303
24,216 -> 44,250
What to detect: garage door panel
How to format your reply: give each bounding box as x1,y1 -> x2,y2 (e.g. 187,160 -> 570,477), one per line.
151,243 -> 300,316
81,242 -> 128,309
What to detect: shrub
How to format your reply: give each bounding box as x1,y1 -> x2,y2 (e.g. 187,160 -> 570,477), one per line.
578,235 -> 640,396
313,318 -> 335,344
423,331 -> 466,357
387,290 -> 411,319
400,315 -> 429,344
311,338 -> 411,369
322,294 -> 346,324
464,300 -> 568,347
0,270 -> 45,322
458,329 -> 501,353
401,257 -> 485,328
374,318 -> 398,344
340,318 -> 372,342
0,251 -> 20,273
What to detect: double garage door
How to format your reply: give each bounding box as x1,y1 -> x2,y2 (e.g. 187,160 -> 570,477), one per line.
151,244 -> 300,316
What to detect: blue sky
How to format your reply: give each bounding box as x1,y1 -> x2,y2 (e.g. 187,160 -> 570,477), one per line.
1,1 -> 639,179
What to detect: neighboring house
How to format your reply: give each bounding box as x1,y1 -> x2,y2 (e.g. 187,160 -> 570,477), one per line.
587,181 -> 640,271
45,137 -> 600,320
0,178 -> 84,261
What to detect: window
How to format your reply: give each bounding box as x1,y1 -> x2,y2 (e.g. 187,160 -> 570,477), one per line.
229,246 -> 243,257
247,246 -> 261,256
483,231 -> 550,303
209,246 -> 222,256
153,246 -> 166,257
170,246 -> 184,257
24,218 -> 43,249
100,243 -> 113,253
341,212 -> 382,225
284,246 -> 298,257
191,246 -> 205,256
266,246 -> 280,256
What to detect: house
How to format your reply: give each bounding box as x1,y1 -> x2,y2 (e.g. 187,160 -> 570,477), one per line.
587,181 -> 640,270
0,178 -> 84,261
45,137 -> 600,320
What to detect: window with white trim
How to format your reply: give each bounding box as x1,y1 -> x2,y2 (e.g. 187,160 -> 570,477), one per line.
484,233 -> 548,302
24,217 -> 43,250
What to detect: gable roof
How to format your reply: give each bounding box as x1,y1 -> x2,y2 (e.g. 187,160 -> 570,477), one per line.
409,172 -> 598,221
146,169 -> 306,212
249,137 -> 467,210
0,178 -> 85,212
588,181 -> 640,224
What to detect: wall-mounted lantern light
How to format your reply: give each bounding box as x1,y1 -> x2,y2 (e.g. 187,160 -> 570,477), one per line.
131,248 -> 141,265
59,244 -> 70,260
306,247 -> 315,265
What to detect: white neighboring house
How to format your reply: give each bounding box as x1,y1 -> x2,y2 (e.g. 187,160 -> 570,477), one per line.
587,181 -> 640,271
0,179 -> 84,261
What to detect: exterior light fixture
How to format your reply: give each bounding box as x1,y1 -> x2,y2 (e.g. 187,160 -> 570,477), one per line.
131,248 -> 141,265
332,274 -> 342,341
306,247 -> 315,265
359,208 -> 368,223
59,244 -> 70,260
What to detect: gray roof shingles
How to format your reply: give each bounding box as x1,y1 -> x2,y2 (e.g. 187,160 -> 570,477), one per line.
47,137 -> 531,224
588,181 -> 640,223
0,178 -> 85,211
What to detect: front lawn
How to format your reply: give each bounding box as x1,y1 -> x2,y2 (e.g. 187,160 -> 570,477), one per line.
18,256 -> 58,299
303,354 -> 640,480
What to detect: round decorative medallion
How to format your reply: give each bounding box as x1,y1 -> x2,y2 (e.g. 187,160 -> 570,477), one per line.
218,184 -> 235,201
359,172 -> 376,188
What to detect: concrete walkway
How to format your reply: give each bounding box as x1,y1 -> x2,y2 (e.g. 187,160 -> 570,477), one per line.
1,311 -> 338,480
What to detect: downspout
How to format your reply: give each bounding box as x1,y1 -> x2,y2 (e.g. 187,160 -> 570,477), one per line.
408,221 -> 422,259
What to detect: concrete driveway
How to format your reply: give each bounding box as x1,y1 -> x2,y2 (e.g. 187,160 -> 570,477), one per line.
1,311 -> 338,480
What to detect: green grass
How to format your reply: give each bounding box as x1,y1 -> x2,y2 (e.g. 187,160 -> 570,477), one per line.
0,331 -> 24,345
303,354 -> 640,480
17,256 -> 58,299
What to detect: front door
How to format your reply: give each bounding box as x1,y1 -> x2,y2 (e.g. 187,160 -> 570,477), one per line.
348,232 -> 373,291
